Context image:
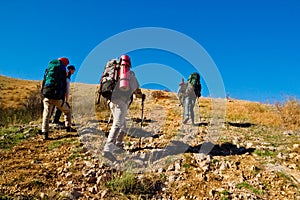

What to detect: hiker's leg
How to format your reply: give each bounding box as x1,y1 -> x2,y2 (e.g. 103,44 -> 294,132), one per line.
183,96 -> 190,122
190,98 -> 196,124
53,107 -> 62,123
53,100 -> 71,127
104,102 -> 119,151
180,96 -> 185,120
116,101 -> 128,146
49,105 -> 55,122
42,98 -> 54,133
105,101 -> 128,152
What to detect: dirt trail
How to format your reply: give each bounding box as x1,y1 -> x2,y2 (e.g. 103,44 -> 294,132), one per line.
0,130 -> 80,197
0,90 -> 300,199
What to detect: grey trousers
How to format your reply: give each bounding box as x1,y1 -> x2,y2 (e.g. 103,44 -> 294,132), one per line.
42,98 -> 71,132
104,100 -> 128,152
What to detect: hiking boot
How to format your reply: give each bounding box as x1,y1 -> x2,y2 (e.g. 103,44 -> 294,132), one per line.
66,127 -> 77,132
53,122 -> 65,129
53,121 -> 64,125
42,132 -> 49,140
103,151 -> 116,162
114,143 -> 125,154
183,117 -> 189,124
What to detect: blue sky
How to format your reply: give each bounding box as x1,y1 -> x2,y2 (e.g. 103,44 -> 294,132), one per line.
0,0 -> 299,103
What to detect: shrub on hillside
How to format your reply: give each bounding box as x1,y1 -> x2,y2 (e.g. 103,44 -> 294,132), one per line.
0,89 -> 42,126
275,97 -> 300,130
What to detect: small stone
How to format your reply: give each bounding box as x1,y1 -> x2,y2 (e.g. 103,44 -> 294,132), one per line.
40,192 -> 45,199
277,152 -> 285,159
283,130 -> 293,136
175,160 -> 181,172
167,164 -> 175,171
293,144 -> 300,149
157,168 -> 165,173
168,175 -> 176,183
65,172 -> 72,178
56,181 -> 63,187
101,190 -> 108,198
246,142 -> 253,148
60,191 -> 72,199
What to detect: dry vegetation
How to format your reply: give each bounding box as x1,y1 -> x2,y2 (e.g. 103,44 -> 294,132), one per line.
0,75 -> 42,108
0,75 -> 299,199
0,75 -> 43,126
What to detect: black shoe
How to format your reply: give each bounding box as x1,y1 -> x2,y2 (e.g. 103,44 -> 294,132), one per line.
66,127 -> 77,132
114,147 -> 125,154
42,132 -> 49,140
183,117 -> 189,124
103,151 -> 116,162
53,121 -> 64,126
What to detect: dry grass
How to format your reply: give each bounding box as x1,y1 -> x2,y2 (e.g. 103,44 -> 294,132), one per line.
0,75 -> 41,109
0,75 -> 43,126
1,75 -> 300,131
225,99 -> 282,127
275,97 -> 300,130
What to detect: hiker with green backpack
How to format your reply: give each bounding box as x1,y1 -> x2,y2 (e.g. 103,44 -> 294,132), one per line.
52,65 -> 76,127
41,57 -> 77,140
182,72 -> 201,125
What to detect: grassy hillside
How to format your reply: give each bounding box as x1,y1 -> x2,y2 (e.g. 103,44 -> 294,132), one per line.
0,75 -> 299,199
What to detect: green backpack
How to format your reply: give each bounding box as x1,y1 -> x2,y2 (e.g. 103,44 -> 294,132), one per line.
41,59 -> 66,100
187,72 -> 201,98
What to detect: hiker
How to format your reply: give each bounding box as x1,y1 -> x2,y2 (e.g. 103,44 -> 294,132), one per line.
102,54 -> 144,161
41,57 -> 77,140
182,72 -> 201,125
52,65 -> 76,126
177,78 -> 188,107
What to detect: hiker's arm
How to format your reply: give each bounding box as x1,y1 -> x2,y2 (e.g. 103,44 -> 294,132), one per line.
130,71 -> 145,99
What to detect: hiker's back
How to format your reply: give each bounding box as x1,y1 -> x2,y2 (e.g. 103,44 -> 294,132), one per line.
111,71 -> 139,102
186,72 -> 201,98
178,81 -> 188,106
98,56 -> 140,103
41,59 -> 67,100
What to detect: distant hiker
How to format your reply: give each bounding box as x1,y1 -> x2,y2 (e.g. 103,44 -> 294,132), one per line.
52,65 -> 76,126
101,54 -> 144,161
41,57 -> 77,140
177,78 -> 188,106
182,72 -> 201,125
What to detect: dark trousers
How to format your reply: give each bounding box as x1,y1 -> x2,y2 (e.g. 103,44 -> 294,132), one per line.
53,107 -> 62,123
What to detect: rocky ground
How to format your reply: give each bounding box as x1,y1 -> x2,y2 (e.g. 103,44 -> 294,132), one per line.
0,89 -> 300,199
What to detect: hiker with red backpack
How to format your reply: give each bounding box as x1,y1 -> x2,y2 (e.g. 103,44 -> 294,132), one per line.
98,55 -> 144,161
182,72 -> 201,125
41,57 -> 77,140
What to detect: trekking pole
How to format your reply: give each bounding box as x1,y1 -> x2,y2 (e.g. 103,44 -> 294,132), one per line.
105,111 -> 112,135
140,94 -> 145,127
138,93 -> 145,150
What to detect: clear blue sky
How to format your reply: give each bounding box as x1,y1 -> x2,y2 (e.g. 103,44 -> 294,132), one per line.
0,0 -> 299,103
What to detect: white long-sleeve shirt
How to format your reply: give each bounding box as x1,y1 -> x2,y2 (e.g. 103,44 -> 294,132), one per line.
65,77 -> 71,102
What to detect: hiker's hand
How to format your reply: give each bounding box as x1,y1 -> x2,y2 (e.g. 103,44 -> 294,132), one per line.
142,94 -> 146,101
134,88 -> 143,98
